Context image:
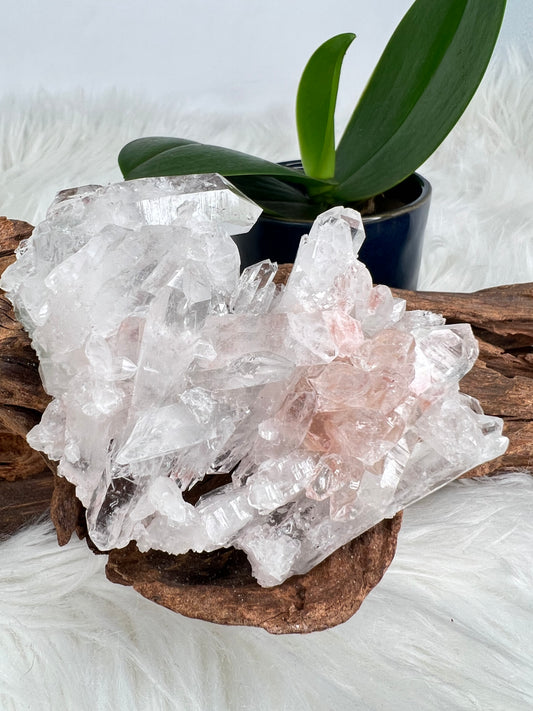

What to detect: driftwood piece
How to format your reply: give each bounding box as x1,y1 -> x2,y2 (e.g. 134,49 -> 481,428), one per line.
106,513 -> 402,634
0,218 -> 55,536
392,283 -> 533,479
0,220 -> 531,633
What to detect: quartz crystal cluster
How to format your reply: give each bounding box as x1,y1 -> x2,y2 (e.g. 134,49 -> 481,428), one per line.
1,175 -> 508,587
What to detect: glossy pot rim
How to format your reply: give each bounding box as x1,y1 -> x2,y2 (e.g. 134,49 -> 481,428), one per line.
362,173 -> 432,223
260,170 -> 432,226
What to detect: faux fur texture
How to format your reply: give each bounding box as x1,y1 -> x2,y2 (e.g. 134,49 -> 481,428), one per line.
1,49 -> 532,292
2,475 -> 533,710
0,49 -> 532,710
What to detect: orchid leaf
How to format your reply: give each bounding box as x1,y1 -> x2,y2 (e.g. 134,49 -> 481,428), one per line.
296,33 -> 355,181
118,137 -> 197,178
333,0 -> 506,202
119,137 -> 329,188
230,175 -> 319,220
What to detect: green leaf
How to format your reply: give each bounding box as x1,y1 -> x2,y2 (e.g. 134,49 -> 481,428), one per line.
119,137 -> 329,189
229,175 -> 319,220
296,33 -> 355,181
118,137 -> 198,177
334,0 -> 506,202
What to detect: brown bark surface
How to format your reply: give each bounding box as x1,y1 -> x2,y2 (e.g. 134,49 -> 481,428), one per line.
393,283 -> 533,478
0,218 -> 54,537
106,513 -> 402,634
0,220 -> 531,633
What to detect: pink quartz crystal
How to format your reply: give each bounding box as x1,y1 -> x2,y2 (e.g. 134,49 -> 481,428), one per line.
0,176 -> 509,587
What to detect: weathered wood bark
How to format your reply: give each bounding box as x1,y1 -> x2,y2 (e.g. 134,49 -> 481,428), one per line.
392,283 -> 533,479
0,218 -> 55,536
0,220 -> 531,633
106,513 -> 403,634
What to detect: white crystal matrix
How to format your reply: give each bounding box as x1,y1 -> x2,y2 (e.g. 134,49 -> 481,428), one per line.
1,175 -> 508,586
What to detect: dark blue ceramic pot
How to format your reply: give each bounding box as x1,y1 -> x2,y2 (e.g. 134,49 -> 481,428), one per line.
232,171 -> 431,290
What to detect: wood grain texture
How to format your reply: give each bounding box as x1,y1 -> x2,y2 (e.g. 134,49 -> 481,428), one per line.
106,513 -> 402,634
391,283 -> 533,478
0,218 -> 54,535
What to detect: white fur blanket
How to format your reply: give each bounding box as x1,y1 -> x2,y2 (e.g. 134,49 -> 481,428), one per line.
1,49 -> 532,710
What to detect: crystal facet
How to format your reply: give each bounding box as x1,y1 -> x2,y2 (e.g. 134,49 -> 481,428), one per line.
1,177 -> 508,587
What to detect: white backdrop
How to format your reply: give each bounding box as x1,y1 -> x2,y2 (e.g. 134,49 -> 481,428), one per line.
1,0 -> 531,112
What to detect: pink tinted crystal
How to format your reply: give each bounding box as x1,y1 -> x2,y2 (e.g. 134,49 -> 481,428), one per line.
1,180 -> 509,588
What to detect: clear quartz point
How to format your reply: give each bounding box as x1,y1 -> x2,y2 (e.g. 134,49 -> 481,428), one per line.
230,260 -> 278,315
1,178 -> 508,586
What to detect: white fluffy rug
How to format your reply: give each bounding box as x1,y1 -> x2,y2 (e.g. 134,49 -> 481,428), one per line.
2,475 -> 533,711
1,49 -> 532,710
